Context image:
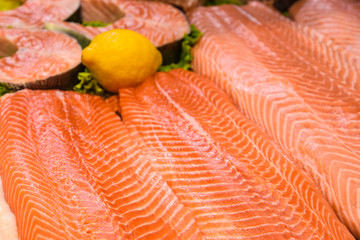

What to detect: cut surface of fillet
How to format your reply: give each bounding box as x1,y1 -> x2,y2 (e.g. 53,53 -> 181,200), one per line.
289,0 -> 360,62
188,3 -> 360,237
118,69 -> 354,240
0,178 -> 18,240
145,0 -> 202,11
106,0 -> 202,11
0,28 -> 82,89
47,0 -> 190,48
0,0 -> 80,28
0,90 -> 204,239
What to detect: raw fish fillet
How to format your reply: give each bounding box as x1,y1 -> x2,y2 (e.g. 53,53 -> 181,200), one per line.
0,90 -> 203,239
290,0 -> 360,62
188,2 -> 360,237
0,179 -> 18,240
118,69 -> 354,240
0,70 -> 354,238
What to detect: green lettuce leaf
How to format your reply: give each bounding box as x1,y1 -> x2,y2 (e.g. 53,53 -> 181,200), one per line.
282,11 -> 290,17
204,0 -> 244,6
82,21 -> 110,27
158,24 -> 203,72
0,83 -> 13,97
73,69 -> 104,95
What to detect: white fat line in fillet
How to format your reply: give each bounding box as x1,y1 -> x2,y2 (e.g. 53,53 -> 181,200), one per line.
236,8 -> 262,26
155,82 -> 218,151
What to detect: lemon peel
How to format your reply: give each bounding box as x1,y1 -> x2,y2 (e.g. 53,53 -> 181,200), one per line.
82,29 -> 162,93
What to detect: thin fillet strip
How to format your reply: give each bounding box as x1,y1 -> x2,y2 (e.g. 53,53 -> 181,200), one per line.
118,69 -> 354,240
289,0 -> 360,62
0,28 -> 81,87
188,3 -> 360,237
0,90 -> 204,240
0,0 -> 80,28
51,0 -> 190,47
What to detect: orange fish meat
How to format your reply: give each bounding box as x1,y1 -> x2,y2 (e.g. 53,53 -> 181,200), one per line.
47,0 -> 190,48
188,2 -> 360,237
0,28 -> 82,89
118,69 -> 354,240
0,89 -> 204,239
290,0 -> 360,62
0,0 -> 80,28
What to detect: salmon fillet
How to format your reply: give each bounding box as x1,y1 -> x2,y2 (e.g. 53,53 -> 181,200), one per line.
0,179 -> 18,240
0,90 -> 204,239
289,0 -> 360,62
188,2 -> 360,237
105,95 -> 121,114
0,28 -> 82,90
0,72 -> 354,239
0,0 -> 80,28
118,69 -> 354,239
48,0 -> 190,47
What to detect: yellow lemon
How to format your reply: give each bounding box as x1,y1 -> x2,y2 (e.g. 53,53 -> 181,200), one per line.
82,29 -> 162,93
0,0 -> 22,11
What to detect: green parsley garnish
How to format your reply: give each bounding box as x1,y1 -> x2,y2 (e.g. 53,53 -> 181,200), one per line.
73,69 -> 104,95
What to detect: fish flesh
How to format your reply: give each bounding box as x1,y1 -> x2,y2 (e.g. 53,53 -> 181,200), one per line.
0,28 -> 82,89
0,0 -> 80,28
0,73 -> 354,239
289,0 -> 360,62
188,2 -> 360,237
105,95 -> 121,114
145,0 -> 202,11
82,0 -> 202,12
118,68 -> 354,239
46,0 -> 190,48
0,179 -> 18,240
0,89 -> 204,239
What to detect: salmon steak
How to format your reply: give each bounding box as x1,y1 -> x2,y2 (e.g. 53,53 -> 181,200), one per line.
188,2 -> 360,237
0,0 -> 80,28
118,69 -> 354,239
127,0 -> 202,11
46,0 -> 190,48
0,70 -> 355,239
289,0 -> 360,62
0,28 -> 82,90
146,0 -> 202,11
